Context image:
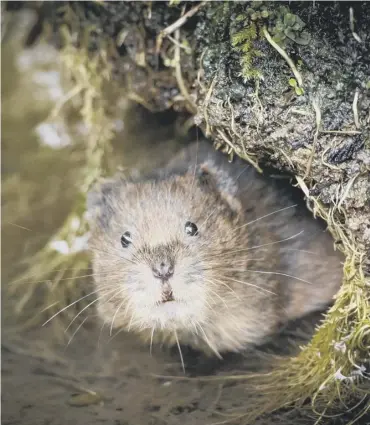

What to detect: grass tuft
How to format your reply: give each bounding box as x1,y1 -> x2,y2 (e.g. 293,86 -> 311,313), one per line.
7,25 -> 116,335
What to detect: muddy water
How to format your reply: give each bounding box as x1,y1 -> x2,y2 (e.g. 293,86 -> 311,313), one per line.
1,11 -> 321,425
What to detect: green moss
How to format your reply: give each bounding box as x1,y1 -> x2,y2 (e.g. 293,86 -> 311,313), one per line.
230,2 -> 310,82
231,21 -> 263,81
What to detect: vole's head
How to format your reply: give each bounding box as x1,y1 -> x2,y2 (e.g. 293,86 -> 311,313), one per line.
87,162 -> 244,336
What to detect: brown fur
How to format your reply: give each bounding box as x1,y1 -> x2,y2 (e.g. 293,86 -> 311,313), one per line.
87,141 -> 343,355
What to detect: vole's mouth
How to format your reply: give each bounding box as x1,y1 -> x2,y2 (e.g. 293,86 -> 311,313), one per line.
161,288 -> 174,303
161,299 -> 174,304
150,298 -> 192,322
161,293 -> 174,303
155,298 -> 185,306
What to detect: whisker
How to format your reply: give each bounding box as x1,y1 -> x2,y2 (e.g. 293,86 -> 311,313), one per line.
66,316 -> 89,348
65,287 -> 121,333
190,320 -> 201,336
234,204 -> 297,231
218,269 -> 313,285
10,266 -> 102,285
127,312 -> 135,332
97,319 -> 108,347
108,326 -> 127,343
174,329 -> 185,374
4,221 -> 33,231
40,301 -> 59,313
222,276 -> 277,296
91,245 -> 137,265
42,282 -> 120,326
235,165 -> 250,182
209,230 -> 305,258
64,299 -> 99,333
202,296 -> 217,313
281,248 -> 319,256
198,204 -> 220,231
42,288 -> 104,326
197,323 -> 222,359
202,255 -> 266,264
121,298 -> 133,325
150,326 -> 155,356
15,268 -> 122,286
204,279 -> 230,307
188,138 -> 200,207
207,277 -> 241,300
110,295 -> 129,336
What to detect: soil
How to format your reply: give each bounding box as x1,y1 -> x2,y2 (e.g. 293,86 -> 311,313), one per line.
0,321 -> 318,425
2,327 -> 232,425
3,315 -> 367,425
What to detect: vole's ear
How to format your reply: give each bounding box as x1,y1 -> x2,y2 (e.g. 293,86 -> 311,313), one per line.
196,161 -> 243,215
86,177 -> 121,229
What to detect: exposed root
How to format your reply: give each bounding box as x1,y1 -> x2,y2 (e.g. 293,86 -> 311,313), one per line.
227,97 -> 242,139
216,128 -> 262,174
196,49 -> 207,91
167,34 -> 191,54
352,88 -> 361,129
203,75 -> 217,137
321,130 -> 362,135
337,172 -> 360,210
321,144 -> 341,171
250,79 -> 265,132
156,1 -> 207,53
47,85 -> 83,121
174,29 -> 197,114
262,26 -> 303,88
349,7 -> 363,44
128,91 -> 156,112
303,97 -> 322,180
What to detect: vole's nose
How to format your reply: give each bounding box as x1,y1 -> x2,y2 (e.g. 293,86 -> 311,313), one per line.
152,261 -> 174,280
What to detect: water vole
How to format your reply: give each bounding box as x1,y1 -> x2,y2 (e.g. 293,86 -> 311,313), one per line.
87,141 -> 343,356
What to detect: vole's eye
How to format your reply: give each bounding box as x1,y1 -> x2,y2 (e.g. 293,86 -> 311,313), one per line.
121,231 -> 132,248
185,221 -> 198,236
